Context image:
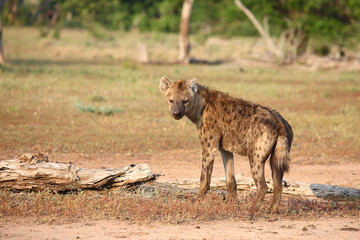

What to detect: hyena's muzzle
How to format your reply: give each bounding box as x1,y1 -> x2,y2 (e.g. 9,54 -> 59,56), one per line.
171,101 -> 185,120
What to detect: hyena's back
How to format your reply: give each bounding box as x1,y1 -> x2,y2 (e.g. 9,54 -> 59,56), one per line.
200,88 -> 293,165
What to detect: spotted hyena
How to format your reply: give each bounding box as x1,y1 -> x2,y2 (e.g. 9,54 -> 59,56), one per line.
159,76 -> 293,210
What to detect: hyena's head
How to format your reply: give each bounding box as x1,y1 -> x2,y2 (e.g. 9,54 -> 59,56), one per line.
159,76 -> 198,120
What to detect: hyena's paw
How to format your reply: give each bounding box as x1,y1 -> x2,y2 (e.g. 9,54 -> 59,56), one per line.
226,193 -> 239,204
196,193 -> 206,201
268,203 -> 280,213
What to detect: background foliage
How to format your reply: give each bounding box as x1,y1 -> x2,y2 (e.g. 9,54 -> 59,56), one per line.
1,0 -> 360,47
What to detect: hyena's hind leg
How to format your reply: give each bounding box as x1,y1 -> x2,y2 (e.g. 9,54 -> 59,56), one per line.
248,129 -> 277,208
220,147 -> 237,201
249,154 -> 268,207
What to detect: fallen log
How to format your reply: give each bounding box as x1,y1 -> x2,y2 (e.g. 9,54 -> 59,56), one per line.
309,184 -> 360,201
1,153 -> 359,201
0,153 -> 156,191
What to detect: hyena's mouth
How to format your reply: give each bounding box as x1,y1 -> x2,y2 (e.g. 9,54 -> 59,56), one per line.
172,113 -> 184,120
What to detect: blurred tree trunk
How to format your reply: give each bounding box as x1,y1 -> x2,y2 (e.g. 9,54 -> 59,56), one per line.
178,0 -> 193,65
137,43 -> 149,64
30,0 -> 51,25
0,0 -> 6,65
8,0 -> 18,24
49,3 -> 59,27
0,17 -> 4,65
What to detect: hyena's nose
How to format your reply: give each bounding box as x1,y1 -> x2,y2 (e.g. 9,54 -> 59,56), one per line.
173,110 -> 183,118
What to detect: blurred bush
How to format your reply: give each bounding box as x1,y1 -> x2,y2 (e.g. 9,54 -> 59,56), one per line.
1,0 -> 359,47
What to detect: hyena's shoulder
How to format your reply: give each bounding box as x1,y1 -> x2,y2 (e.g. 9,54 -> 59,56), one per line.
202,88 -> 259,117
199,89 -> 259,128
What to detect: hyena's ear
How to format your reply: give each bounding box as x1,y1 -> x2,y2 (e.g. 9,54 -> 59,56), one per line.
187,78 -> 198,93
159,76 -> 173,94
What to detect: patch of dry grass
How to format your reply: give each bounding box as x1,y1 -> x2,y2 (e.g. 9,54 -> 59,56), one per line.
1,57 -> 359,161
0,28 -> 360,224
0,188 -> 359,224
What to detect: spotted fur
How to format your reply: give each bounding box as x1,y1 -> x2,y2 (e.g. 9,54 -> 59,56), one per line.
159,76 -> 293,210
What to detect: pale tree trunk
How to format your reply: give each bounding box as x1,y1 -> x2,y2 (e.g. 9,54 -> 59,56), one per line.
0,17 -> 4,65
178,0 -> 193,65
137,43 -> 149,64
49,3 -> 59,27
0,1 -> 5,66
234,0 -> 283,62
8,0 -> 18,24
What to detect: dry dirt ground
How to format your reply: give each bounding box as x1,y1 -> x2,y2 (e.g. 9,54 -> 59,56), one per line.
1,150 -> 360,239
2,217 -> 359,240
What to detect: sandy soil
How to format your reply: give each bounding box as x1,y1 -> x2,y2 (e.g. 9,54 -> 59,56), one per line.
1,217 -> 359,240
2,150 -> 360,239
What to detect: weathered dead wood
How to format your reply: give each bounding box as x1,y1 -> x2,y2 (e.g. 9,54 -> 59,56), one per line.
158,176 -> 360,201
0,153 -> 156,191
309,184 -> 360,201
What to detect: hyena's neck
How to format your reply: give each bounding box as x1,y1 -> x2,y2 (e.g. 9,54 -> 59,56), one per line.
185,85 -> 207,129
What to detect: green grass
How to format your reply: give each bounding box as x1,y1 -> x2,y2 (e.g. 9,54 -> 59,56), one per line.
74,103 -> 123,116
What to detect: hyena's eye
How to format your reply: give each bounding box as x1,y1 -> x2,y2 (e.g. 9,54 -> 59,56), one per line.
183,100 -> 189,104
169,99 -> 174,103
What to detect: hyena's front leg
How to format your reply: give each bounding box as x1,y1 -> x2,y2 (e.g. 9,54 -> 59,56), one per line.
197,145 -> 217,199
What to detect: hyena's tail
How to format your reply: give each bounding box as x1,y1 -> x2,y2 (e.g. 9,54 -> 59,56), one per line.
270,112 -> 293,176
269,113 -> 293,209
271,136 -> 291,175
269,134 -> 292,209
